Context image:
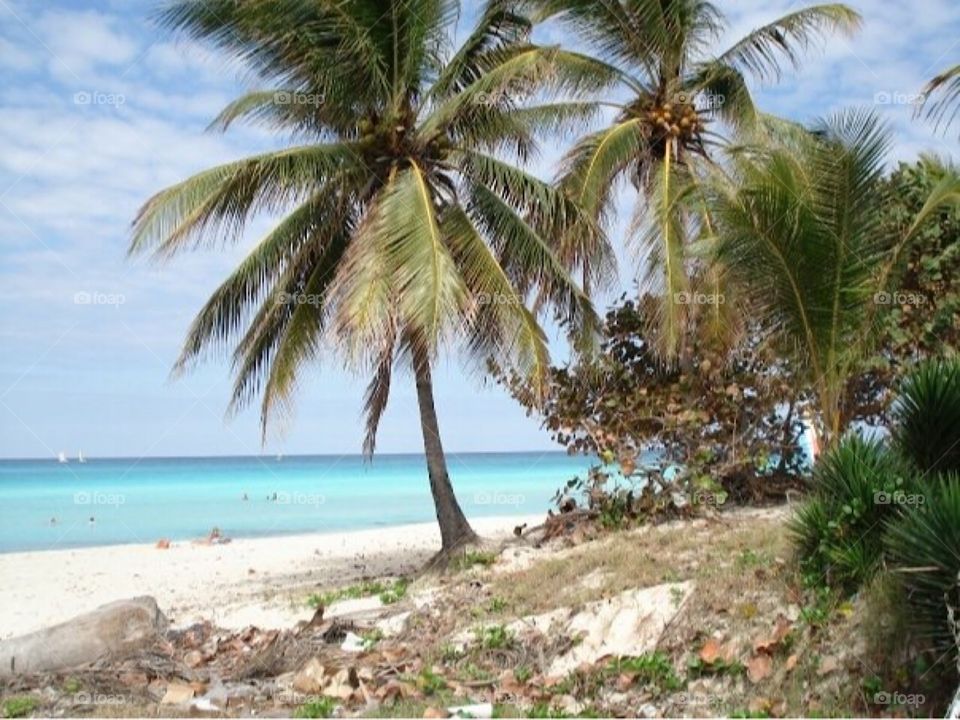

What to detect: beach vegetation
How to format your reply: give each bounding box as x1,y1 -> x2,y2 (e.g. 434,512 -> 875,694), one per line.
307,577 -> 408,608
608,652 -> 684,691
294,697 -> 337,718
1,697 -> 38,719
524,0 -> 860,362
707,109 -> 960,446
416,667 -> 448,695
788,434 -> 917,592
886,476 -> 960,676
476,623 -> 514,650
133,0 -> 615,558
846,156 -> 960,426
891,357 -> 960,475
454,549 -> 498,571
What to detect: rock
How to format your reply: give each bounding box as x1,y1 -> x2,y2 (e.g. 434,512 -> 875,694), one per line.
161,682 -> 195,705
548,582 -> 694,675
0,596 -> 167,677
637,702 -> 659,718
155,538 -> 170,549
375,611 -> 411,636
292,658 -> 327,694
340,632 -> 365,652
448,702 -> 493,718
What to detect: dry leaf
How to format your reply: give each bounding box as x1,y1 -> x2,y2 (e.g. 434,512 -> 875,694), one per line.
785,654 -> 799,672
423,708 -> 450,718
818,655 -> 840,676
754,615 -> 793,654
699,638 -> 722,664
747,653 -> 773,683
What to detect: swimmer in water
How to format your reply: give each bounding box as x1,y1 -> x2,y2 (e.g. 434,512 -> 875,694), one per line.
242,492 -> 248,501
89,516 -> 95,524
50,517 -> 57,525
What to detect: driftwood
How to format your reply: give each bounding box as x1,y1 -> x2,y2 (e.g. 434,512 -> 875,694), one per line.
0,596 -> 167,677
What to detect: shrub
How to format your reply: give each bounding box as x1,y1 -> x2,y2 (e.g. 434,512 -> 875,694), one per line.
892,358 -> 960,476
293,698 -> 336,718
1,697 -> 38,719
788,434 -> 917,591
885,475 -> 960,665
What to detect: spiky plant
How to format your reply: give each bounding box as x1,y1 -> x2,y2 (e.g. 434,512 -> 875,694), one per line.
788,434 -> 917,591
917,64 -> 960,138
886,474 -> 960,666
129,0 -> 616,555
708,109 -> 960,444
523,0 -> 861,360
892,358 -> 960,476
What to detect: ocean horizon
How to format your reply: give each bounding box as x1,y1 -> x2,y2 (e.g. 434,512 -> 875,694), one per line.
0,451 -> 594,553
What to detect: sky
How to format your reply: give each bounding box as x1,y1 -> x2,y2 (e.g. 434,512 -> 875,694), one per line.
0,0 -> 958,460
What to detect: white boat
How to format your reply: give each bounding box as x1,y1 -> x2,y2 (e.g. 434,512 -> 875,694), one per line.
78,450 -> 86,463
57,451 -> 67,464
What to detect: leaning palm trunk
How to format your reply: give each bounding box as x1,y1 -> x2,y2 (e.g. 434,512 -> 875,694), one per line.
413,351 -> 478,552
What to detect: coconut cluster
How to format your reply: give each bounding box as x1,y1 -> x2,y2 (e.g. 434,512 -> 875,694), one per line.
645,101 -> 704,140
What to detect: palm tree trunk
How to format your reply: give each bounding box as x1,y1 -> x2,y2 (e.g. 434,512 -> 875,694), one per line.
413,352 -> 478,552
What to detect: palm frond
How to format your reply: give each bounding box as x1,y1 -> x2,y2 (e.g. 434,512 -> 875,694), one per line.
717,5 -> 860,83
130,143 -> 359,258
917,64 -> 960,137
174,191 -> 339,373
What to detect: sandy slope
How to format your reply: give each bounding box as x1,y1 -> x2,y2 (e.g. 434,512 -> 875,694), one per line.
0,514 -> 541,639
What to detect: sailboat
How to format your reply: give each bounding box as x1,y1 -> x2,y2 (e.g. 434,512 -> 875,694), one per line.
78,450 -> 86,463
57,451 -> 67,464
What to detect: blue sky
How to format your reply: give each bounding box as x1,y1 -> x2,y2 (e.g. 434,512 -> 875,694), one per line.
0,0 -> 958,460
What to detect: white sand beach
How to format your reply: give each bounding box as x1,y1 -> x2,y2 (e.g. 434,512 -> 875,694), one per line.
0,514 -> 542,640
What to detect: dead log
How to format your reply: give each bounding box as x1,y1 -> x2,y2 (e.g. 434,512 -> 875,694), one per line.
0,596 -> 167,677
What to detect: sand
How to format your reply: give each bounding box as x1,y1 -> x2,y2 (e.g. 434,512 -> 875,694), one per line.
0,514 -> 542,640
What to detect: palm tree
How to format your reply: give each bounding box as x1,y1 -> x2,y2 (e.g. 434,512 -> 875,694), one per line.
129,0 -> 614,556
524,0 -> 861,360
918,63 -> 960,137
707,109 -> 960,446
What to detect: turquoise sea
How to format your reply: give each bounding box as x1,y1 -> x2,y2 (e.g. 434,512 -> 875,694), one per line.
0,452 -> 594,553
